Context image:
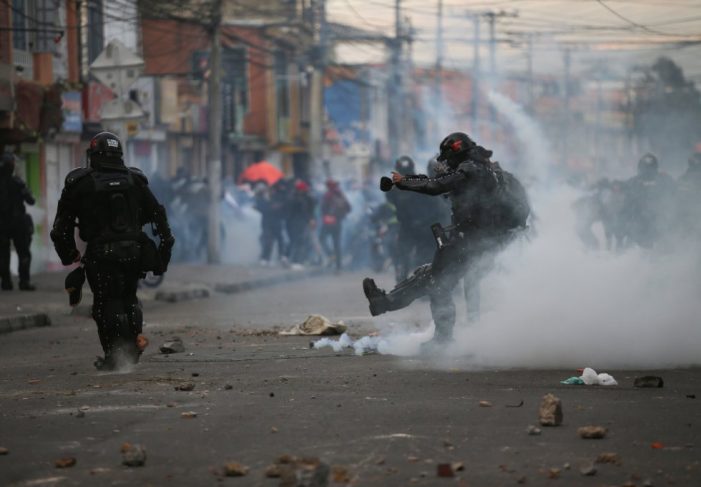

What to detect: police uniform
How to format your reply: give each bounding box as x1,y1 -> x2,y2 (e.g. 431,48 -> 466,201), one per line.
364,133 -> 529,344
0,154 -> 35,291
51,132 -> 174,370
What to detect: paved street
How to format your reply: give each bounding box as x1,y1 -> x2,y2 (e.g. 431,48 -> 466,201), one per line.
1,266 -> 700,486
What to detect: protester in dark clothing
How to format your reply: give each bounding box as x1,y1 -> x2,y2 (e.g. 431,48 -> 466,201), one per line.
51,132 -> 174,370
320,179 -> 352,271
364,132 -> 530,348
254,180 -> 288,265
0,153 -> 36,291
287,180 -> 316,266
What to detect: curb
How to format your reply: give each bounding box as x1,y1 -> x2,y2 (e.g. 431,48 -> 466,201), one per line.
214,268 -> 329,294
0,313 -> 51,334
155,287 -> 211,303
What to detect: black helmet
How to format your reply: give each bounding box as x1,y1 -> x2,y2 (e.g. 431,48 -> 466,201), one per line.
394,155 -> 415,175
437,132 -> 476,167
0,152 -> 15,177
637,153 -> 658,179
87,131 -> 123,168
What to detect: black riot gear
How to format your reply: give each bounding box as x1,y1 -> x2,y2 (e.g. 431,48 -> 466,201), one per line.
51,138 -> 174,370
437,132 -> 477,168
637,153 -> 659,180
363,133 -> 528,346
87,131 -> 124,169
394,155 -> 416,175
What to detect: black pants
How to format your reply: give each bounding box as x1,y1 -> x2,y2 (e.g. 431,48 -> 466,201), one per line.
382,232 -> 507,340
0,225 -> 32,286
85,259 -> 143,360
260,218 -> 285,261
320,223 -> 342,270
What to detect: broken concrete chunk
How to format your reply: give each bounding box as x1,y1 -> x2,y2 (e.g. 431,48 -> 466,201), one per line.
595,452 -> 622,465
181,411 -> 198,419
121,443 -> 147,467
539,393 -> 563,426
579,463 -> 597,476
223,462 -> 249,477
160,337 -> 185,354
55,457 -> 76,468
274,456 -> 330,487
436,464 -> 455,478
479,400 -> 493,407
578,426 -> 608,439
634,376 -> 664,388
174,382 -> 195,392
0,447 -> 9,455
527,425 -> 542,436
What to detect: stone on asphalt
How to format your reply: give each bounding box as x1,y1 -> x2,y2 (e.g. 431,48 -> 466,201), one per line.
121,443 -> 147,467
634,376 -> 664,388
223,461 -> 249,477
526,425 -> 542,435
160,337 -> 185,354
436,463 -> 455,477
579,463 -> 597,476
578,426 -> 608,439
539,393 -> 563,426
479,400 -> 493,407
54,457 -> 76,468
596,452 -> 622,465
174,382 -> 195,391
181,411 -> 197,419
0,447 -> 8,455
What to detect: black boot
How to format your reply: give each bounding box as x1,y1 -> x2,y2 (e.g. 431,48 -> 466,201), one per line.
19,281 -> 36,291
94,354 -> 116,371
1,278 -> 12,291
363,278 -> 389,316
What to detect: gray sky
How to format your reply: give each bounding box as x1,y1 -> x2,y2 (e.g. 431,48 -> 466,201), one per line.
328,0 -> 701,80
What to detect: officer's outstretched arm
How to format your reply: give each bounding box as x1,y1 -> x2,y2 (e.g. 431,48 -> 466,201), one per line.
396,171 -> 466,195
50,189 -> 80,265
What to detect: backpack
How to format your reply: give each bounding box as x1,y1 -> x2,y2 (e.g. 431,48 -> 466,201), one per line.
494,166 -> 530,229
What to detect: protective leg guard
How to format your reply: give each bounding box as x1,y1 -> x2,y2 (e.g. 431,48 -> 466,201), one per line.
363,264 -> 434,316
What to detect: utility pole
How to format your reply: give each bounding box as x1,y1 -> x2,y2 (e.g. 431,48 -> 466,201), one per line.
434,0 -> 443,141
562,47 -> 571,167
526,33 -> 534,112
309,0 -> 326,179
207,0 -> 223,264
470,14 -> 480,132
387,0 -> 402,159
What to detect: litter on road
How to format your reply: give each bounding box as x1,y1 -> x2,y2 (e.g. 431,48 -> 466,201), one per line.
280,314 -> 347,336
561,367 -> 618,386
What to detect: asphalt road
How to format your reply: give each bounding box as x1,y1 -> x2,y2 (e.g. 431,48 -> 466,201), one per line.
1,271 -> 700,486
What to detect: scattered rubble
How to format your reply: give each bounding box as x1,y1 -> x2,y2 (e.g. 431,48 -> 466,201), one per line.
181,411 -> 198,419
280,314 -> 347,336
160,337 -> 185,354
547,468 -> 561,479
331,465 -> 352,483
526,425 -> 542,436
55,457 -> 76,468
578,426 -> 608,439
506,400 -> 524,408
579,463 -> 597,476
0,447 -> 8,455
224,384 -> 233,390
634,376 -> 664,388
266,455 -> 330,487
121,443 -> 147,467
479,400 -> 493,407
595,452 -> 622,465
223,462 -> 249,477
174,382 -> 195,392
539,393 -> 563,426
436,464 -> 454,478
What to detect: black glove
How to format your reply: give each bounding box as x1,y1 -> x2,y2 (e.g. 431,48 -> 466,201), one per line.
380,177 -> 394,192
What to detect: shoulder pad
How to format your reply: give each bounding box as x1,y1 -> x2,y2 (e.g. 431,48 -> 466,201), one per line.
129,167 -> 149,184
65,167 -> 92,186
456,161 -> 481,175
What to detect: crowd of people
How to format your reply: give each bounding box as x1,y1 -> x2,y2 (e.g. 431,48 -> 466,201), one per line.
573,152 -> 701,252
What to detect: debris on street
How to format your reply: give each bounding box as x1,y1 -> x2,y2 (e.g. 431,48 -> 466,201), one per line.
280,314 -> 347,336
436,463 -> 455,477
479,400 -> 493,407
54,457 -> 76,468
578,426 -> 608,439
121,443 -> 147,467
579,463 -> 597,476
596,452 -> 622,465
265,455 -> 330,487
181,411 -> 198,419
526,425 -> 542,436
159,337 -> 185,354
634,376 -> 664,388
223,462 -> 249,477
0,447 -> 9,455
539,393 -> 563,426
174,382 -> 195,391
562,367 -> 617,386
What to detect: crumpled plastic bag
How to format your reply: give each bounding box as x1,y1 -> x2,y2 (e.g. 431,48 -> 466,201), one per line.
279,314 -> 347,336
561,367 -> 618,386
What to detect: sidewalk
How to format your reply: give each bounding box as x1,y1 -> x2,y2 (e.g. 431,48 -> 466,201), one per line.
0,262 -> 327,333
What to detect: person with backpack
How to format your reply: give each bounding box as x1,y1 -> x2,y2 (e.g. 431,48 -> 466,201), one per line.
51,132 -> 175,370
0,153 -> 36,291
363,132 -> 530,349
320,179 -> 351,271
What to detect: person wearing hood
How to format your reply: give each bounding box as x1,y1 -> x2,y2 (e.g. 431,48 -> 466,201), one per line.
363,132 -> 530,349
320,179 -> 351,271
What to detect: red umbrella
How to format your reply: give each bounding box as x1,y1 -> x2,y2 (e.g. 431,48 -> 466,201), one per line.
238,161 -> 284,186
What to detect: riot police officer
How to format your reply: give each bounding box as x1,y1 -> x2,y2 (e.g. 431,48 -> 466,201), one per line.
363,132 -> 529,348
51,132 -> 175,370
0,153 -> 36,291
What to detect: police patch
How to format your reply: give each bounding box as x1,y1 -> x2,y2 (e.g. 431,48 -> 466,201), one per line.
107,139 -> 119,148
